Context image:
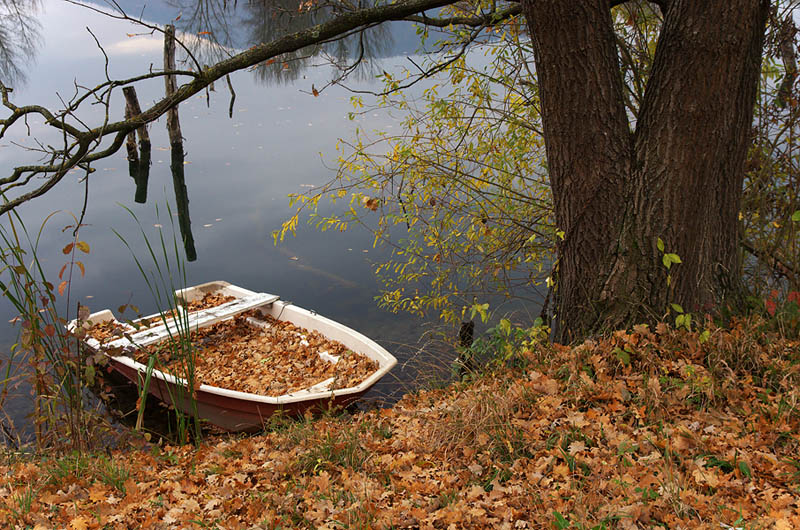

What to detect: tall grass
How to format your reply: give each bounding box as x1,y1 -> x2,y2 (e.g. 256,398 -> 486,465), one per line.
114,203 -> 202,444
0,208 -> 105,451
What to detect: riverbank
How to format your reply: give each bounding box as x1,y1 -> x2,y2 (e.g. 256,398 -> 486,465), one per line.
2,318 -> 799,529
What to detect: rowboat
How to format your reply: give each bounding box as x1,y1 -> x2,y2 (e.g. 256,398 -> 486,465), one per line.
72,281 -> 397,432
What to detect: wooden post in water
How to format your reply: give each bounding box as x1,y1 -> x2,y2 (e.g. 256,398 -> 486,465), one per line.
456,320 -> 476,378
124,102 -> 139,171
164,24 -> 197,261
164,25 -> 182,149
122,87 -> 151,204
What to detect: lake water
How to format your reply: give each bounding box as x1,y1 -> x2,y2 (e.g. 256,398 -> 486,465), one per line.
0,0 -> 457,437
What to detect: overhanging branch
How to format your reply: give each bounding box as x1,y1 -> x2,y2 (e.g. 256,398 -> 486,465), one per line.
0,0 -> 460,215
403,4 -> 521,27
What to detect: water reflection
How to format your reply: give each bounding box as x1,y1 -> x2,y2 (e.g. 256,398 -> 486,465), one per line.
166,0 -> 393,84
0,0 -> 42,85
0,0 -> 440,442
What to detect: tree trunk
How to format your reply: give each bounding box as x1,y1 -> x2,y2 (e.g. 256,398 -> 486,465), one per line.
520,0 -> 769,343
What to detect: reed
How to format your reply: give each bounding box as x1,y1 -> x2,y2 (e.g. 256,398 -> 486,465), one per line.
114,203 -> 202,444
0,208 -> 103,451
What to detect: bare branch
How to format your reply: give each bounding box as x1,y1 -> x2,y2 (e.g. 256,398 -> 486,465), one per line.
0,0 -> 459,215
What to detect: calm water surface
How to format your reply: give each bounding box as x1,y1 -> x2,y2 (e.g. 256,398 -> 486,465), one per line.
0,0 -> 448,434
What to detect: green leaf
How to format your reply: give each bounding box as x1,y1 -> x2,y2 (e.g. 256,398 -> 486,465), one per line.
613,346 -> 630,366
675,314 -> 685,328
553,511 -> 570,529
699,329 -> 710,343
738,461 -> 752,479
670,303 -> 684,314
657,238 -> 665,252
469,302 -> 490,323
792,210 -> 800,222
661,252 -> 682,270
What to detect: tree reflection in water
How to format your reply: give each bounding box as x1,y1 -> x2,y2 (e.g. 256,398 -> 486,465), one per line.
0,0 -> 42,85
166,0 -> 393,84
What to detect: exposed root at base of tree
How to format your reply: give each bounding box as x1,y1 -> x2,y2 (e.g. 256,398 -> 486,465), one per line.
1,318 -> 799,529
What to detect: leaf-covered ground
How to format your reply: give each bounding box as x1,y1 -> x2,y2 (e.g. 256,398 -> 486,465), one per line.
2,320 -> 799,529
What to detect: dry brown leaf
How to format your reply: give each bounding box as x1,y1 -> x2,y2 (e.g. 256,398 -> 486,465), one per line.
567,441 -> 586,455
691,467 -> 720,487
87,484 -> 109,503
69,517 -> 89,530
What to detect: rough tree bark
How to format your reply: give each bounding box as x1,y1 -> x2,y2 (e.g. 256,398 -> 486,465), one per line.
521,0 -> 770,343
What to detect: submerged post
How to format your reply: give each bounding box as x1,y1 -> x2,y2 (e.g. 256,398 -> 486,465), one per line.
164,24 -> 196,261
122,86 -> 151,204
456,320 -> 475,378
124,103 -> 138,170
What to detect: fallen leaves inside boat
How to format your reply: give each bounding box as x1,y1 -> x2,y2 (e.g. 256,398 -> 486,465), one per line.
129,312 -> 379,396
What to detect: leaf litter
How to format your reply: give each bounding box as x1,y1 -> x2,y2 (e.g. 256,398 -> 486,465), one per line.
133,312 -> 378,395
2,318 -> 799,529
